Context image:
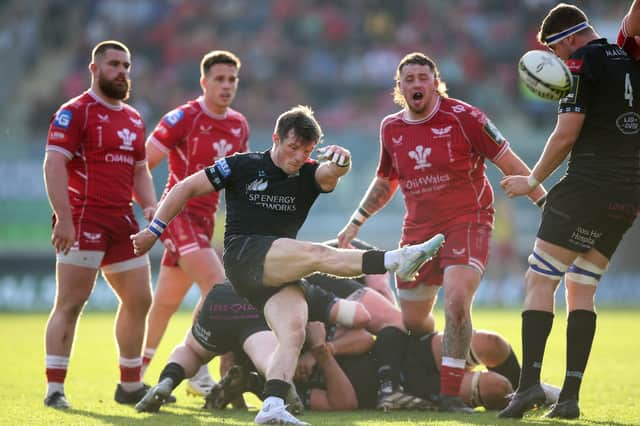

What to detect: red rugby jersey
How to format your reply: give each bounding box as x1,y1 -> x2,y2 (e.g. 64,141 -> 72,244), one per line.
147,97 -> 249,216
46,89 -> 146,214
376,97 -> 509,240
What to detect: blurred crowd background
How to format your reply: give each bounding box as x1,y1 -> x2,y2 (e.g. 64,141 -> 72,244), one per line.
1,0 -> 638,309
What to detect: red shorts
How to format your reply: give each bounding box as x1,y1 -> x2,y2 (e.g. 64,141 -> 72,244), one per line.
160,210 -> 214,266
56,210 -> 140,266
396,223 -> 491,289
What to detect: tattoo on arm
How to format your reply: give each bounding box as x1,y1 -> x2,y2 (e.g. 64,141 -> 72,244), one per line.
361,178 -> 396,214
347,288 -> 367,302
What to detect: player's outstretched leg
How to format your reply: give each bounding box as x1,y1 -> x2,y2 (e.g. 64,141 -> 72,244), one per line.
135,378 -> 173,413
498,384 -> 546,419
388,234 -> 445,281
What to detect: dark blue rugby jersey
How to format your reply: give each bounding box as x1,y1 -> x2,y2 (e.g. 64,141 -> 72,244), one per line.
205,150 -> 327,242
559,39 -> 640,187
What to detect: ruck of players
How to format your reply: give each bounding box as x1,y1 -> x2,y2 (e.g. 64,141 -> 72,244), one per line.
41,1 -> 640,424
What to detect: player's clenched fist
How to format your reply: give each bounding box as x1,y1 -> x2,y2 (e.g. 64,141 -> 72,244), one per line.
316,145 -> 351,167
130,228 -> 158,256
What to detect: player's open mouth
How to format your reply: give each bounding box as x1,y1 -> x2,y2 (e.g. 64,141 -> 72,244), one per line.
412,92 -> 423,100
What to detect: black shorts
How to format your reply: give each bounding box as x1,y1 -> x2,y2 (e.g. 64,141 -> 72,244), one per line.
401,333 -> 440,401
538,176 -> 639,258
191,282 -> 269,355
223,234 -> 289,309
305,273 -> 365,299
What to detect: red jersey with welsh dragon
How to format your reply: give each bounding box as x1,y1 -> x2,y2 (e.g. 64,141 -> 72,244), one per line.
376,97 -> 510,242
46,90 -> 146,215
148,97 -> 249,217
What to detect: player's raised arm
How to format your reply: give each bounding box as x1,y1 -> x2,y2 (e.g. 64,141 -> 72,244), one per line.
315,144 -> 351,192
624,0 -> 640,37
130,169 -> 217,255
492,147 -> 547,208
500,113 -> 583,201
337,176 -> 398,248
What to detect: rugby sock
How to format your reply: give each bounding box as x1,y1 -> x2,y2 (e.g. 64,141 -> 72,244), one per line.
440,357 -> 466,396
373,326 -> 408,388
141,348 -> 156,378
119,356 -> 143,392
488,346 -> 521,389
362,250 -> 387,274
45,355 -> 69,395
262,379 -> 290,401
519,310 -> 554,390
159,362 -> 186,391
559,309 -> 596,402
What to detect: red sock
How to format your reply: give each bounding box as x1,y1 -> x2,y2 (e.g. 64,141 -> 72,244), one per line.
119,357 -> 142,391
46,367 -> 67,384
440,365 -> 465,396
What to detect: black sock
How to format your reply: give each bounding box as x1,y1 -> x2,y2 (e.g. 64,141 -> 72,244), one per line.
373,326 -> 409,387
519,310 -> 554,390
159,362 -> 186,391
263,379 -> 290,400
559,309 -> 596,402
488,346 -> 521,390
362,250 -> 387,274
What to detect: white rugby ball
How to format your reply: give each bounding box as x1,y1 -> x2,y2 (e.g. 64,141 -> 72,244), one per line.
518,50 -> 572,101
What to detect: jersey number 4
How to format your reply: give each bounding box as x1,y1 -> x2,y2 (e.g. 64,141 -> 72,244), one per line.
625,73 -> 634,107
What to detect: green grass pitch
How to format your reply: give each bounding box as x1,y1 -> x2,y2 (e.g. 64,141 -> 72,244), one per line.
1,308 -> 639,425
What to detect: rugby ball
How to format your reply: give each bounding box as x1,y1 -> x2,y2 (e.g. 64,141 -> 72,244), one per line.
518,50 -> 572,101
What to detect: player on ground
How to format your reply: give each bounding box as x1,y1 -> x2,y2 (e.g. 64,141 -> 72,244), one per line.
131,105 -> 444,425
141,50 -> 249,397
499,4 -> 640,419
337,52 -> 546,413
43,40 -> 157,409
135,280 -> 370,414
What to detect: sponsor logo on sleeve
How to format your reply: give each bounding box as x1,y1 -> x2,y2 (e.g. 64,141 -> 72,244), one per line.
164,109 -> 184,127
215,158 -> 231,177
53,109 -> 72,129
483,119 -> 505,145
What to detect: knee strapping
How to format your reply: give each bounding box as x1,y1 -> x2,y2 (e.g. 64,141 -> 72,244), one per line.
335,300 -> 358,327
566,257 -> 606,287
527,248 -> 569,280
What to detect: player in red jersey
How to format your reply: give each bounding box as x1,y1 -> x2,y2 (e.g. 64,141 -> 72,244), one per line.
42,40 -> 157,409
619,1 -> 640,59
338,52 -> 546,413
140,50 -> 249,397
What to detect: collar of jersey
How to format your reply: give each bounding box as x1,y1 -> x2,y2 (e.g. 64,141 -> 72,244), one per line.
401,96 -> 441,124
88,89 -> 123,111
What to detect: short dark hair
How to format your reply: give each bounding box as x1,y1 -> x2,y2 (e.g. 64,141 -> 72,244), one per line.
201,50 -> 241,77
274,105 -> 323,145
91,40 -> 130,63
393,52 -> 448,107
538,3 -> 590,45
